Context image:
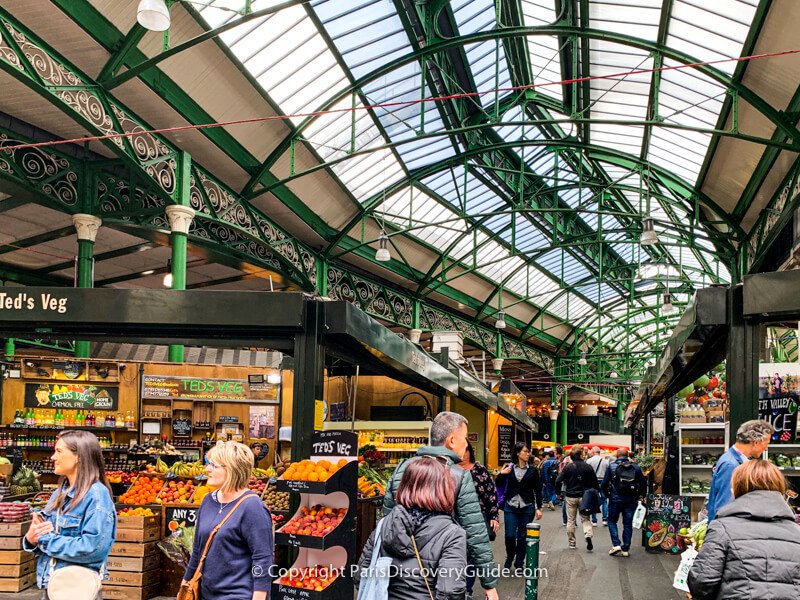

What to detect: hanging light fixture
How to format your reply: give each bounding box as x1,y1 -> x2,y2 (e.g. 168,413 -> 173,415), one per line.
662,292 -> 675,313
578,351 -> 587,366
495,310 -> 506,329
137,0 -> 171,31
375,232 -> 390,262
640,215 -> 658,246
609,371 -> 618,379
162,259 -> 173,288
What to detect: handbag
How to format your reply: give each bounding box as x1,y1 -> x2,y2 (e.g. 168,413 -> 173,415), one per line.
177,492 -> 257,600
356,518 -> 392,600
411,534 -> 435,600
496,465 -> 511,510
579,488 -> 600,516
46,508 -> 101,600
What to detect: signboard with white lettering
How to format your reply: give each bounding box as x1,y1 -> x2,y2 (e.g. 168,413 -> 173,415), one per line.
24,382 -> 119,410
498,425 -> 514,463
758,395 -> 798,444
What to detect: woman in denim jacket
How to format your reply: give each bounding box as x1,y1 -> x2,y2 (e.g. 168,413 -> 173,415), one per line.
23,430 -> 116,599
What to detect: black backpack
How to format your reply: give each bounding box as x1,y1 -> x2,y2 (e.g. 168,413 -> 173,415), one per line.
614,462 -> 638,496
547,459 -> 559,482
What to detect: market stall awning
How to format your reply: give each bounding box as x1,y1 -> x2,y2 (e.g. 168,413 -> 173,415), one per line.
627,285 -> 728,425
744,269 -> 800,317
497,401 -> 538,433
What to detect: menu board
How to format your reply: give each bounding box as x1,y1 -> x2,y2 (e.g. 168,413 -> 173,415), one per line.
643,493 -> 691,554
172,418 -> 192,437
498,425 -> 514,464
162,504 -> 198,539
758,395 -> 798,444
141,375 -> 279,403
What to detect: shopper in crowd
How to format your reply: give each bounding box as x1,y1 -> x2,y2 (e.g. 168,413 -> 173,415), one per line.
496,442 -> 543,573
602,448 -> 646,557
385,411 -> 498,600
357,456 -> 466,600
707,420 -> 773,522
183,442 -> 273,600
458,442 -> 499,598
585,447 -> 609,525
555,445 -> 571,526
688,459 -> 800,599
555,445 -> 599,550
540,450 -> 558,510
23,430 -> 116,598
249,441 -> 269,467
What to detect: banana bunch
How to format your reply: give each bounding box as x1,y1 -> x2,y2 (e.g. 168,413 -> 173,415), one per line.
155,458 -> 169,474
689,520 -> 707,549
169,461 -> 206,478
252,467 -> 272,478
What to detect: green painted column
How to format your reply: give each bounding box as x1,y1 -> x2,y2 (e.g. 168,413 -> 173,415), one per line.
316,256 -> 328,296
550,382 -> 558,443
560,387 -> 568,446
4,338 -> 14,360
72,214 -> 102,358
165,205 -> 195,363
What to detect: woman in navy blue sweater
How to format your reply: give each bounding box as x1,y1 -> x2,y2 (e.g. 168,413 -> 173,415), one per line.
183,442 -> 273,600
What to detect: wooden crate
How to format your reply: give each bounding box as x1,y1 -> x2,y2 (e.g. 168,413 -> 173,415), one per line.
101,582 -> 161,600
106,553 -> 161,573
0,521 -> 31,537
116,526 -> 161,543
0,537 -> 23,551
116,514 -> 161,529
0,551 -> 35,565
110,541 -> 160,558
0,571 -> 36,593
105,568 -> 161,587
0,558 -> 36,578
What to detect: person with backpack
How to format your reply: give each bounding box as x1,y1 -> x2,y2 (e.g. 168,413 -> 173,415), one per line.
384,412 -> 498,600
555,445 -> 599,550
601,448 -> 647,557
540,450 -> 558,510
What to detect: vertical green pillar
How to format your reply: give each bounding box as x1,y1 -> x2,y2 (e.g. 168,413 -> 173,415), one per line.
4,338 -> 14,360
165,205 -> 195,364
617,387 -> 624,422
72,214 -> 102,358
550,382 -> 558,443
316,256 -> 328,297
560,386 -> 568,446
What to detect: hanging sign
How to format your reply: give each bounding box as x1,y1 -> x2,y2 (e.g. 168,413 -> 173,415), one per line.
644,493 -> 691,554
498,425 -> 514,464
142,375 -> 279,403
162,504 -> 199,538
311,430 -> 358,458
758,395 -> 798,444
172,419 -> 192,438
24,382 -> 119,410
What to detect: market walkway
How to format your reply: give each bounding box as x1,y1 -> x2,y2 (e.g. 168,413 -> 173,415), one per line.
495,508 -> 685,600
0,508 -> 685,600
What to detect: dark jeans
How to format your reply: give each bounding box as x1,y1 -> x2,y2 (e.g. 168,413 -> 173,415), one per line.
504,504 -> 536,568
543,481 -> 557,504
562,496 -> 567,524
591,489 -> 608,524
607,500 -> 637,551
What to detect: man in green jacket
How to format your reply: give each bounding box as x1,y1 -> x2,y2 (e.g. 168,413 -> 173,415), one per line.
384,411 -> 499,599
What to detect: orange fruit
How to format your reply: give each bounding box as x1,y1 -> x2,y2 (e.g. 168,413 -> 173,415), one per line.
308,472 -> 319,482
337,459 -> 347,468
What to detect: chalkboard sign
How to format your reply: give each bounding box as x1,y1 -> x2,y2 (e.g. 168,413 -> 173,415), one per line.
162,504 -> 199,539
219,415 -> 239,423
498,425 -> 513,464
643,493 -> 691,554
758,395 -> 798,444
172,418 -> 192,438
311,430 -> 358,458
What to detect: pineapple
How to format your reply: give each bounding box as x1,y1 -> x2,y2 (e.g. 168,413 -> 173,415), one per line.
11,467 -> 39,495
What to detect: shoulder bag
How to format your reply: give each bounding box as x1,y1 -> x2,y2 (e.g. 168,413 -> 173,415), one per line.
356,517 -> 392,600
177,492 -> 258,600
45,507 -> 102,600
411,534 -> 435,600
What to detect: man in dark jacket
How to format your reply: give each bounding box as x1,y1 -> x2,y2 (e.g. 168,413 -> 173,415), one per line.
540,451 -> 558,510
555,445 -> 599,550
384,412 -> 499,599
602,448 -> 646,557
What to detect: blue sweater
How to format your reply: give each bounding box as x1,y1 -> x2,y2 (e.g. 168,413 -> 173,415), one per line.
707,446 -> 745,523
184,491 -> 274,599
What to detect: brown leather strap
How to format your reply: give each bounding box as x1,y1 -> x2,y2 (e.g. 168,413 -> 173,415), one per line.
411,535 -> 435,600
190,492 -> 258,582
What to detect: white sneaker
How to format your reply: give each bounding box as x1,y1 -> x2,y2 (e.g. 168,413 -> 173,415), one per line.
609,546 -> 621,555
621,551 -> 630,557
602,521 -> 608,526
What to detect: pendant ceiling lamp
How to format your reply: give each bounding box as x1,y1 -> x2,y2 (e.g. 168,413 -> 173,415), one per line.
137,0 -> 171,32
495,310 -> 506,330
375,232 -> 390,262
162,259 -> 173,288
662,292 -> 675,314
640,215 -> 658,246
578,351 -> 587,366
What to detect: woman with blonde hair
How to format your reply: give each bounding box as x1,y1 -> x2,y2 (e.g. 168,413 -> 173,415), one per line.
182,442 -> 273,600
688,459 -> 800,599
23,430 -> 116,598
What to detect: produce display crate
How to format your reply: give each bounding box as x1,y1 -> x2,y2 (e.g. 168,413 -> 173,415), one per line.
110,541 -> 160,559
105,568 -> 161,587
116,526 -> 161,543
102,581 -> 161,600
0,521 -> 35,593
106,553 -> 161,573
115,508 -> 161,529
0,570 -> 35,593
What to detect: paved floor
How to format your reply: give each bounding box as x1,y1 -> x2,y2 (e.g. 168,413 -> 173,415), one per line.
0,508 -> 685,600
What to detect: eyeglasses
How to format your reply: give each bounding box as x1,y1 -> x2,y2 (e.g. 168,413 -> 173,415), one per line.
207,461 -> 225,470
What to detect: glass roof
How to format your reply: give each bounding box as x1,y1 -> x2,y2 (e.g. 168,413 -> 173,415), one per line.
193,0 -> 765,363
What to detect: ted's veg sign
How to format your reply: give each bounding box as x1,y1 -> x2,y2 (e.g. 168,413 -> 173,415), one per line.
24,383 -> 119,410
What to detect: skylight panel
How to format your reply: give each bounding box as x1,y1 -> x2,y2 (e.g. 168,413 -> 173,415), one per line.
521,1 -> 564,102
452,0 -> 496,34
588,0 -> 661,39
465,41 -> 513,100
331,144 -> 405,202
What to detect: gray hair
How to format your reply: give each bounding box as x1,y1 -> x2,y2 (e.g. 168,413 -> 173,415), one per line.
591,446 -> 601,454
429,411 -> 468,446
736,420 -> 773,444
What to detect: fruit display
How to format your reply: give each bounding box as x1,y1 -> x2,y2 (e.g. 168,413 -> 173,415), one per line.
0,502 -> 31,523
272,512 -> 286,525
770,453 -> 799,468
168,461 -> 206,478
118,475 -> 164,504
158,479 -> 195,504
192,484 -> 215,505
129,440 -> 182,455
143,458 -> 172,474
281,459 -> 348,482
9,467 -> 42,496
357,463 -> 387,498
247,476 -> 267,495
688,520 -> 708,549
118,507 -> 156,517
273,455 -> 288,477
252,467 -> 273,479
263,487 -> 290,512
278,505 -> 347,537
107,471 -> 135,485
278,565 -> 340,591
